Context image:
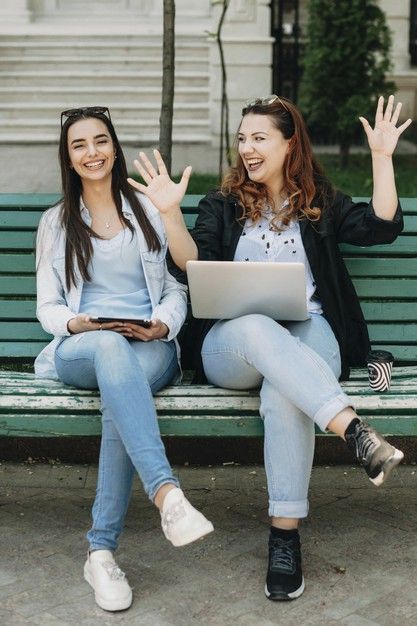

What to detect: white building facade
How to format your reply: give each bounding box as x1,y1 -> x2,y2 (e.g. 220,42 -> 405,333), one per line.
0,0 -> 415,178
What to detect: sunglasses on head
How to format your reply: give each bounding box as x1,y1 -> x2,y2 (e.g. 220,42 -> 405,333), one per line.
60,106 -> 111,128
242,94 -> 289,115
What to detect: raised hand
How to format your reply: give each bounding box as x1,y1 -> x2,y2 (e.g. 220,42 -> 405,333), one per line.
127,149 -> 192,214
359,95 -> 412,158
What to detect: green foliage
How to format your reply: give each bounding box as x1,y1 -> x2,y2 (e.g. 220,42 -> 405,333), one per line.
299,0 -> 394,158
317,154 -> 417,197
130,157 -> 417,196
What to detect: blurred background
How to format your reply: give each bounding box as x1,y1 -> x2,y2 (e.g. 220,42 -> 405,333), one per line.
0,0 -> 415,194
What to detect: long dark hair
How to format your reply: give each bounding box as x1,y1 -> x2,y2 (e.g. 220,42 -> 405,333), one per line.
58,110 -> 161,290
221,96 -> 334,228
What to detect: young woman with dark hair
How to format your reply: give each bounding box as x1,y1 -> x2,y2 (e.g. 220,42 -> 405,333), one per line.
129,95 -> 410,601
35,107 -> 213,612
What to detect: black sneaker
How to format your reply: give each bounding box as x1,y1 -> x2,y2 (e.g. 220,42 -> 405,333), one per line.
265,529 -> 305,601
345,420 -> 404,486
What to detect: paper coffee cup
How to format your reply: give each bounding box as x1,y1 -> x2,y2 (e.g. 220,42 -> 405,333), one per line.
367,350 -> 394,392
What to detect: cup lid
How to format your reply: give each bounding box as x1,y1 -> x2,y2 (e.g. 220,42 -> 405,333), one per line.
367,350 -> 394,363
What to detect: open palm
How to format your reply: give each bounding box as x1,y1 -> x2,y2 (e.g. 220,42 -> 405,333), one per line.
127,149 -> 192,214
360,95 -> 412,157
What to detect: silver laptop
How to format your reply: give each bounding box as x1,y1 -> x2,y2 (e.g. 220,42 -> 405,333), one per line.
186,261 -> 308,320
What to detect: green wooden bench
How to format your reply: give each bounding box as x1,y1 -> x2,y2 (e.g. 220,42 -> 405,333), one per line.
1,193 -> 417,437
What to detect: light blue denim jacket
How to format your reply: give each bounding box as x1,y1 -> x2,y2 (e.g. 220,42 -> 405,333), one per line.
35,192 -> 187,379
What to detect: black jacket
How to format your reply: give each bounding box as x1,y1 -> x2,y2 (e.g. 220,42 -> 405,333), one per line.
178,190 -> 403,382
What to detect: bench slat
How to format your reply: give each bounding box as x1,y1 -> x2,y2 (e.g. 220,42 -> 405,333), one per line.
0,342 -> 47,357
1,320 -> 416,344
1,300 -> 416,323
3,256 -> 417,278
0,253 -> 35,273
353,278 -> 417,298
340,236 -> 417,255
345,258 -> 417,277
0,343 -> 416,362
361,302 -> 417,321
2,275 -> 417,299
0,300 -> 36,320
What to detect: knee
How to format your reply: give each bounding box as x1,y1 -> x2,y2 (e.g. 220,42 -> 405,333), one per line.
234,314 -> 282,349
95,330 -> 131,369
94,330 -> 130,359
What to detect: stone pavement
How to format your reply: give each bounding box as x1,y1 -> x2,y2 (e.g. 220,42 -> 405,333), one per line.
1,462 -> 417,626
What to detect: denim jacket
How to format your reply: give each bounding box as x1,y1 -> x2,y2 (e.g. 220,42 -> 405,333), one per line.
35,192 -> 187,379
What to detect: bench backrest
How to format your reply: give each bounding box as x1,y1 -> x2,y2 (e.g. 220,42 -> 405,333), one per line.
1,193 -> 416,365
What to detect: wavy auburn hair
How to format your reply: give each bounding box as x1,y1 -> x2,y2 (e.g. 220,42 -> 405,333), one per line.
221,96 -> 334,228
58,110 -> 161,290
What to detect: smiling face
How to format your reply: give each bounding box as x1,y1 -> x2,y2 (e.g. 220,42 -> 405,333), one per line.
238,113 -> 291,195
67,117 -> 115,184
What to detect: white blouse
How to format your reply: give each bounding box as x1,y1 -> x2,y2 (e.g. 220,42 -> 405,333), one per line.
234,209 -> 322,315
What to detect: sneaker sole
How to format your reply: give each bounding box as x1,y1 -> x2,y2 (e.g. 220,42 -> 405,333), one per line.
264,577 -> 305,601
370,448 -> 404,486
83,563 -> 132,612
170,521 -> 214,547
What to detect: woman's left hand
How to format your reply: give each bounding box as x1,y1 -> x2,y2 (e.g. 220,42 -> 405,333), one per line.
120,319 -> 169,341
360,95 -> 412,157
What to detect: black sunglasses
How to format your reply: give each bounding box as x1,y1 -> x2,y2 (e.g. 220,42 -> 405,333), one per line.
242,94 -> 290,115
60,106 -> 111,128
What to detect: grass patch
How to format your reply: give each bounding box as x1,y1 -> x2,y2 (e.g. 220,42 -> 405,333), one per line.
129,153 -> 417,197
317,154 -> 417,197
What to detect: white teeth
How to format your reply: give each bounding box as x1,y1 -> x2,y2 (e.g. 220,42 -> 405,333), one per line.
247,159 -> 263,165
85,160 -> 104,168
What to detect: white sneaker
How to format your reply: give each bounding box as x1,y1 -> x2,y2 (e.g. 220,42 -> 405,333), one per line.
161,487 -> 214,547
83,550 -> 132,612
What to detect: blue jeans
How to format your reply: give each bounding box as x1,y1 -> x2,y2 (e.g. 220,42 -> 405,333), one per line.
55,330 -> 179,551
201,313 -> 350,519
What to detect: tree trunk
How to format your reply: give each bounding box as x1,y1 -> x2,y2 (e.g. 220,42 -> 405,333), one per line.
159,0 -> 175,175
217,0 -> 231,178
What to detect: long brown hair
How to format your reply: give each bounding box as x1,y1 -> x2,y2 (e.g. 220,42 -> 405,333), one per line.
58,110 -> 161,290
221,96 -> 334,228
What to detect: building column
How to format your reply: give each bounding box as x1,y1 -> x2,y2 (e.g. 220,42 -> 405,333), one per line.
379,0 -> 411,72
0,0 -> 31,26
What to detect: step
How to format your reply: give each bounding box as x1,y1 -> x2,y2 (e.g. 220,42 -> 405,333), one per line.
0,131 -> 212,145
0,37 -> 208,55
0,103 -> 209,121
0,86 -> 210,104
0,70 -> 209,88
0,56 -> 207,73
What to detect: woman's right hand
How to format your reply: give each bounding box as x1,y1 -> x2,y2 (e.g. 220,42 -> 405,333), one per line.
127,149 -> 192,215
67,314 -> 124,335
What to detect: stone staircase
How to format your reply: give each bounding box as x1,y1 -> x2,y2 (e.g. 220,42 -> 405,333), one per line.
0,34 -> 211,144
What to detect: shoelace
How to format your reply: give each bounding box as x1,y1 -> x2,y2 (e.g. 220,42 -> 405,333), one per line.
269,537 -> 298,573
102,561 -> 126,581
353,425 -> 380,462
161,500 -> 186,531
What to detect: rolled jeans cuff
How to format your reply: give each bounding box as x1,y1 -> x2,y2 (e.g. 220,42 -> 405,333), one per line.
268,499 -> 309,519
313,393 -> 352,433
148,476 -> 180,502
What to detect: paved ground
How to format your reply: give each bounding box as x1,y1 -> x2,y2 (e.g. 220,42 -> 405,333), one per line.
1,462 -> 417,625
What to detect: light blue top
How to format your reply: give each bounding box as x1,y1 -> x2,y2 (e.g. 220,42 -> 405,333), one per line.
234,208 -> 323,315
79,228 -> 153,320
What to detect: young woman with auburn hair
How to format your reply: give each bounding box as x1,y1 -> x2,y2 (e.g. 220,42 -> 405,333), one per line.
129,94 -> 410,601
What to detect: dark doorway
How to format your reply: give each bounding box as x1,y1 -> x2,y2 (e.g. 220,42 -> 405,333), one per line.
410,0 -> 417,65
271,0 -> 302,102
